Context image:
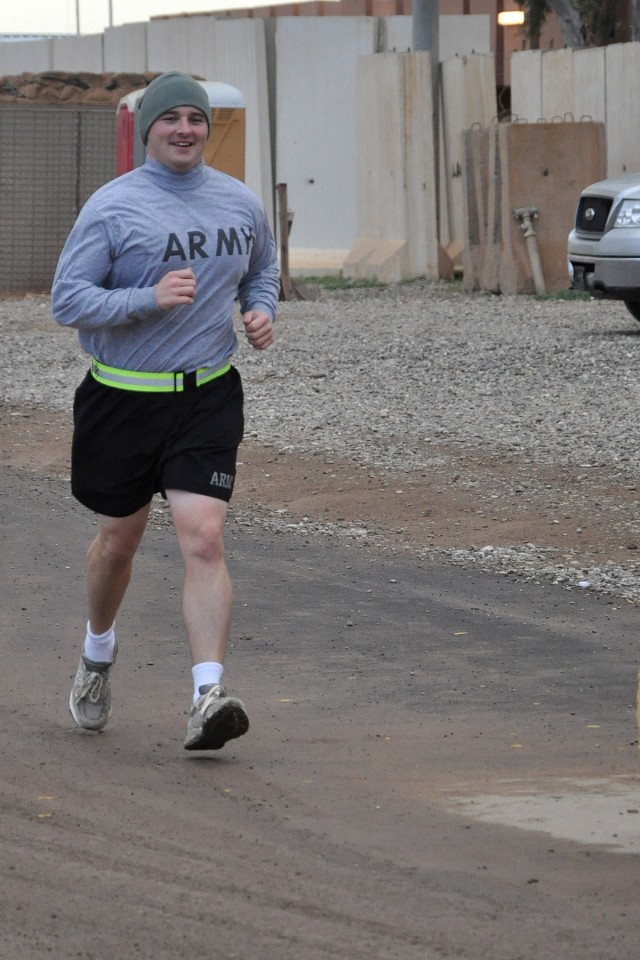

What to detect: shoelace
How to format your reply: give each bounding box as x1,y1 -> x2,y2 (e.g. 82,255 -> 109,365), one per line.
198,687 -> 222,712
77,670 -> 106,704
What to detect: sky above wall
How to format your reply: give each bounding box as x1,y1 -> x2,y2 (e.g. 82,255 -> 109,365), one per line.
0,0 -> 335,35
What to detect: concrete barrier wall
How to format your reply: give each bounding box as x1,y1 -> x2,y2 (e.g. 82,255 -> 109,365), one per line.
510,50 -> 542,122
573,48 -> 605,124
383,14 -> 491,58
354,52 -> 407,241
604,42 -> 640,175
3,21 -> 640,289
344,51 -> 439,283
276,15 -> 491,272
343,50 -> 495,283
440,53 -> 496,256
0,39 -> 52,73
0,13 -> 493,277
512,43 -> 640,177
103,23 -> 147,72
51,35 -> 104,71
146,16 -> 273,221
275,17 -> 378,271
540,48 -> 575,121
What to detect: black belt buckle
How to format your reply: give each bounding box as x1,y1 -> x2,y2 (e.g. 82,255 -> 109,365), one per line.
176,370 -> 198,391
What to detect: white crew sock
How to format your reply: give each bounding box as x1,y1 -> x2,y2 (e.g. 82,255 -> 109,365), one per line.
192,661 -> 224,703
83,621 -> 116,663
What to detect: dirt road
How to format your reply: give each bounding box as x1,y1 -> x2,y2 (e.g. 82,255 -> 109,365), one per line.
2,414 -> 639,959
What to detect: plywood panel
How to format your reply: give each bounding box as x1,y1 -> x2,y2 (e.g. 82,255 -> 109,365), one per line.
499,122 -> 606,294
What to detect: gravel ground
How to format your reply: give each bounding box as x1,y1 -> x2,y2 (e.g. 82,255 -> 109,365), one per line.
3,280 -> 640,603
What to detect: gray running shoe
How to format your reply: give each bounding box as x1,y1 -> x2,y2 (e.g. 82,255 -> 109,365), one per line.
68,645 -> 117,731
184,684 -> 249,751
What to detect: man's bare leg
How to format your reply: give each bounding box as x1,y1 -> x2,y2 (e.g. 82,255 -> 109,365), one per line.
166,489 -> 231,665
167,488 -> 248,749
87,503 -> 152,634
69,503 -> 151,731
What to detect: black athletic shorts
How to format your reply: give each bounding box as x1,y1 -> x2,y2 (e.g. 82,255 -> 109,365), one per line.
71,365 -> 244,517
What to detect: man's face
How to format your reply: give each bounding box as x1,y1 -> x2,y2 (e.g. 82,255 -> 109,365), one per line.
146,105 -> 209,173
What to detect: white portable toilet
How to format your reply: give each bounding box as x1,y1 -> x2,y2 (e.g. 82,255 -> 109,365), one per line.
116,80 -> 246,180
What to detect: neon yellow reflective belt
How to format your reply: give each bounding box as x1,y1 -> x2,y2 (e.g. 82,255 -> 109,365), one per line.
90,358 -> 231,393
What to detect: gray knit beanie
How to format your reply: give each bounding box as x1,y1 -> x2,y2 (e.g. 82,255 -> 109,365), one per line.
137,71 -> 211,144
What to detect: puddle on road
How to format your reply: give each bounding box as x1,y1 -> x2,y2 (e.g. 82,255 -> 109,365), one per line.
451,777 -> 640,853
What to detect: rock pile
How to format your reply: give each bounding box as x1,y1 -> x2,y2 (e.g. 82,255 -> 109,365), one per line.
0,71 -> 156,105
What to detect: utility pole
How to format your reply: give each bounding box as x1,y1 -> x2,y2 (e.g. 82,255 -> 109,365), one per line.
412,0 -> 439,61
412,0 -> 439,136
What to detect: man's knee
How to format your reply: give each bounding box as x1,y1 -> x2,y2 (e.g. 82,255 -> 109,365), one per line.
183,514 -> 226,565
168,492 -> 227,566
93,510 -> 149,565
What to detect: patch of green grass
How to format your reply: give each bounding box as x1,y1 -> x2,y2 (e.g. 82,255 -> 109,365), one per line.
534,288 -> 591,302
294,274 -> 384,290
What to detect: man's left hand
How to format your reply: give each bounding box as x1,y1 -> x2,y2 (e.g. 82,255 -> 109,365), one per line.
242,310 -> 274,351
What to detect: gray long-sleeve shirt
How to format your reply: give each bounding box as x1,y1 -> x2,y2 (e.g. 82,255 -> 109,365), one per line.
51,157 -> 280,372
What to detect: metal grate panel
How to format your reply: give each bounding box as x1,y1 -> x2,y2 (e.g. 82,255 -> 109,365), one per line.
0,103 -> 117,292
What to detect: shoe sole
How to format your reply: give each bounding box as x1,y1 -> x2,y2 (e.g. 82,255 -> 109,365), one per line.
184,700 -> 249,751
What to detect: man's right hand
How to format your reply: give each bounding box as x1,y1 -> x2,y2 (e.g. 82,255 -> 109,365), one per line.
155,268 -> 197,310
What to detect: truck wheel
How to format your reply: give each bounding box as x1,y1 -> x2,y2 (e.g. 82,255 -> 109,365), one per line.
623,300 -> 640,322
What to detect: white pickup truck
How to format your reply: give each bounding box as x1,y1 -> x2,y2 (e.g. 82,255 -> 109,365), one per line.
567,172 -> 640,322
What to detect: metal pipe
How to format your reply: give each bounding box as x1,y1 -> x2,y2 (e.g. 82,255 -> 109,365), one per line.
513,206 -> 546,295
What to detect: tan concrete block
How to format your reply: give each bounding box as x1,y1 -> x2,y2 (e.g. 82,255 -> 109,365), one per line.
343,238 -> 379,277
344,239 -> 406,283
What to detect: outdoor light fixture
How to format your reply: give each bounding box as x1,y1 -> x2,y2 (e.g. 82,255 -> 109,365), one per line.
497,11 -> 525,26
